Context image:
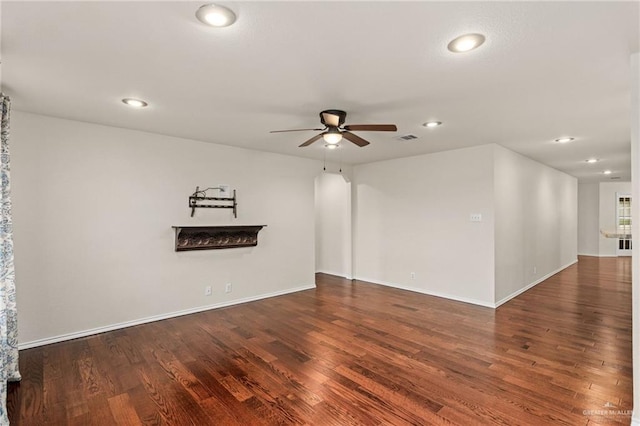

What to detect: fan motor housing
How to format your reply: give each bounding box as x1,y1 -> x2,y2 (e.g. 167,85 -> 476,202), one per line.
320,109 -> 347,127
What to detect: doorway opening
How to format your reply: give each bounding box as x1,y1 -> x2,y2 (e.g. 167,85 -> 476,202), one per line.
314,173 -> 352,278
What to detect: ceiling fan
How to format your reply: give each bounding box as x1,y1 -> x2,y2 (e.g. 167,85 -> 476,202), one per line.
270,109 -> 397,147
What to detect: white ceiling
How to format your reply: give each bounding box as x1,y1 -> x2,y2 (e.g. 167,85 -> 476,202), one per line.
2,1 -> 638,182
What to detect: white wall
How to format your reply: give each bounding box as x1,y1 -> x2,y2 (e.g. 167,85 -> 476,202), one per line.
353,145 -> 496,307
11,111 -> 320,346
314,173 -> 352,278
578,183 -> 600,256
493,145 -> 578,304
630,52 -> 639,426
10,113 -> 582,346
352,143 -> 577,308
598,181 -> 632,256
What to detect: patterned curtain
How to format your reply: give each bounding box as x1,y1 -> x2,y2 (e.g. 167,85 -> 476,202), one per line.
0,94 -> 20,425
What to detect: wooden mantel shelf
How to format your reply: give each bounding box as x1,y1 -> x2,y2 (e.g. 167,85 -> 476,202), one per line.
172,225 -> 266,251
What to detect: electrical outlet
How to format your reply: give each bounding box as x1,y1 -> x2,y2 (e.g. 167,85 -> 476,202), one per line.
225,283 -> 232,293
470,213 -> 482,222
205,285 -> 212,296
410,272 -> 416,280
533,266 -> 537,275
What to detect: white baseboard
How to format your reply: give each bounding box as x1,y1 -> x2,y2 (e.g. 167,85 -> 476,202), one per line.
578,253 -> 623,258
353,276 -> 495,308
19,284 -> 316,350
316,270 -> 354,280
355,259 -> 578,310
494,259 -> 578,308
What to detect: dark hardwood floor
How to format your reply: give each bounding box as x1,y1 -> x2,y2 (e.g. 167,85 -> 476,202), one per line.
7,256 -> 632,425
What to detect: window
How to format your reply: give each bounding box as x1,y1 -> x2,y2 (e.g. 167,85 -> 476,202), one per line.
617,194 -> 632,254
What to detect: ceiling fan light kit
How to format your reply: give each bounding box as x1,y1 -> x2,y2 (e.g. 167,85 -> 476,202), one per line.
270,109 -> 398,148
323,129 -> 342,145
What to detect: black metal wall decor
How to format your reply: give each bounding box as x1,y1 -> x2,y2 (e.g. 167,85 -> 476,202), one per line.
172,225 -> 266,251
189,186 -> 237,218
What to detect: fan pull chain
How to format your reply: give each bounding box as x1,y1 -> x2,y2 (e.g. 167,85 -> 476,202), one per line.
323,148 -> 326,171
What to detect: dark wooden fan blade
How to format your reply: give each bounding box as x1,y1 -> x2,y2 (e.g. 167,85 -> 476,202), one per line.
270,128 -> 324,133
299,133 -> 324,147
342,131 -> 370,147
322,112 -> 340,127
343,124 -> 397,132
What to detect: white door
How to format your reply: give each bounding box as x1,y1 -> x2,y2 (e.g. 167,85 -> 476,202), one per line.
616,193 -> 632,256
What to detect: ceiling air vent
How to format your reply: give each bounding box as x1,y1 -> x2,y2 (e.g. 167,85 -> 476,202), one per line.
397,134 -> 418,141
610,176 -> 621,180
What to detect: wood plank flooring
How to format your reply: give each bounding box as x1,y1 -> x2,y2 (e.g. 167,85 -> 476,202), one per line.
7,256 -> 632,425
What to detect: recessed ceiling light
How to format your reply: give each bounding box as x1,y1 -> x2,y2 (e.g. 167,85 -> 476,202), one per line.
324,143 -> 339,150
196,4 -> 236,27
554,137 -> 574,143
603,170 -> 613,175
447,34 -> 486,53
586,158 -> 599,163
422,121 -> 442,128
122,98 -> 148,108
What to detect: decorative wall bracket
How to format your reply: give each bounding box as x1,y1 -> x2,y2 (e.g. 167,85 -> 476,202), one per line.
189,186 -> 237,218
172,225 -> 266,251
